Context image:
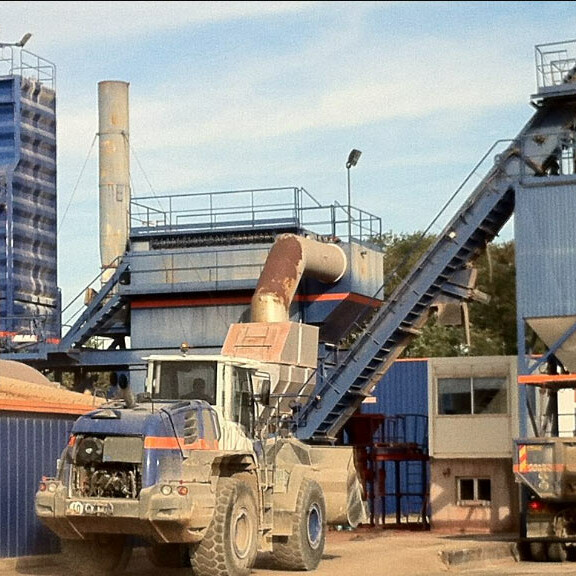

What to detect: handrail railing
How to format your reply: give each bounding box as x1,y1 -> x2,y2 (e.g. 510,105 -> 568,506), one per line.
0,46 -> 56,89
130,186 -> 381,244
535,39 -> 576,91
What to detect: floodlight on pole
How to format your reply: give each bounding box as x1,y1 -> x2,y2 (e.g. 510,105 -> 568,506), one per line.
18,33 -> 32,48
346,149 -> 362,169
0,32 -> 32,49
346,149 -> 362,240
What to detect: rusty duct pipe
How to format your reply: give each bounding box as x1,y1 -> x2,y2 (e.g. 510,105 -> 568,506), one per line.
251,234 -> 347,323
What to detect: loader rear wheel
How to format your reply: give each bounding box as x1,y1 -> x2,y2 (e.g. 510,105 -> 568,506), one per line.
273,478 -> 326,571
146,543 -> 190,568
60,534 -> 132,575
189,477 -> 258,576
529,541 -> 547,562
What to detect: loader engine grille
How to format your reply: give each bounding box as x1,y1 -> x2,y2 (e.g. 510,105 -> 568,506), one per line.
70,435 -> 143,499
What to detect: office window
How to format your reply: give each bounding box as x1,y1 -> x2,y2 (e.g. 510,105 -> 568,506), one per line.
457,477 -> 491,506
438,377 -> 507,415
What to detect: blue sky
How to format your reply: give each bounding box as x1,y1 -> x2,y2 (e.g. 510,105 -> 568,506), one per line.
3,1 -> 576,310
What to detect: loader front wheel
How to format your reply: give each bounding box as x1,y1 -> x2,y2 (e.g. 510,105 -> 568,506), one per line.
189,477 -> 258,576
60,534 -> 132,575
273,478 -> 326,571
547,542 -> 568,562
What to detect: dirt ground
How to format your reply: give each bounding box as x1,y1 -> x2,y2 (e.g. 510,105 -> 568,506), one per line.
255,528 -> 451,575
0,527 -> 520,576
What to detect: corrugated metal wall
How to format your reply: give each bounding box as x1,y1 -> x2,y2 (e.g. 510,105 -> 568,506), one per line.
362,359 -> 429,418
0,75 -> 59,341
0,412 -> 74,557
516,184 -> 576,319
359,359 -> 429,520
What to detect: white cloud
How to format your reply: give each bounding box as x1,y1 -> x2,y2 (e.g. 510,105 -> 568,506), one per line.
3,2 -> 320,49
56,31 -> 529,157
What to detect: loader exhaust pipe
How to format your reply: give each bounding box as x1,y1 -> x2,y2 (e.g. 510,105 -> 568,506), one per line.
251,234 -> 347,323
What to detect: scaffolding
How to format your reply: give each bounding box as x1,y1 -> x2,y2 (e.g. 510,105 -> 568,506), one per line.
345,412 -> 429,530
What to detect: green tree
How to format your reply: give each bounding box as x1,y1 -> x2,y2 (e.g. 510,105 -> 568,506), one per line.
468,240 -> 516,355
376,231 -> 436,298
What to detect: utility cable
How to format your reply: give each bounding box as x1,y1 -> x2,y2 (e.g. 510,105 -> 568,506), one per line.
125,133 -> 162,208
58,133 -> 98,233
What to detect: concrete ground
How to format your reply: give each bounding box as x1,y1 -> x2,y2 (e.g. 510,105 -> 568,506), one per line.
0,527 -> 571,576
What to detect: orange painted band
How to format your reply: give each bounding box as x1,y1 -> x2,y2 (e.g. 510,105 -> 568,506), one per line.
132,296 -> 251,309
518,374 -> 576,385
144,436 -> 218,450
131,292 -> 380,309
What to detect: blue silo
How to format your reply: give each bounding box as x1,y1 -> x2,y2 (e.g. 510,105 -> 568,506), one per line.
0,48 -> 59,348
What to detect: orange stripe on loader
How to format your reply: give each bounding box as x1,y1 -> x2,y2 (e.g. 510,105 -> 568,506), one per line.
144,436 -> 218,450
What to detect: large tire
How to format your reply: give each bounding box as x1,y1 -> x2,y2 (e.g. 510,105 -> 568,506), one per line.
529,541 -> 547,562
146,543 -> 190,568
189,477 -> 259,576
547,542 -> 568,562
273,478 -> 326,571
60,534 -> 132,575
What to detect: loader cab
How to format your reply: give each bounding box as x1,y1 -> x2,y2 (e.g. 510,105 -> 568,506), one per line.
148,358 -> 217,404
145,354 -> 271,439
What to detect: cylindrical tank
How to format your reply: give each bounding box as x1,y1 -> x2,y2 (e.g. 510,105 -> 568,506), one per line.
98,81 -> 130,283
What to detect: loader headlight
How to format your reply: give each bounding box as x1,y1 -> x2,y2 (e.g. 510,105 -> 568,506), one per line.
161,485 -> 172,496
39,481 -> 58,493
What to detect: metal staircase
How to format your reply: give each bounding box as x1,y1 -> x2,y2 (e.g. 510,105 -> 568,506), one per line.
58,259 -> 130,350
296,96 -> 576,442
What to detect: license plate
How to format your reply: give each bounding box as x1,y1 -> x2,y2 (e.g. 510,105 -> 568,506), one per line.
67,500 -> 114,516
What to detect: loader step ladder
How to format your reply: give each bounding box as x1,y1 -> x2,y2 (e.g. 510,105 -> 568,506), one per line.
258,464 -> 275,551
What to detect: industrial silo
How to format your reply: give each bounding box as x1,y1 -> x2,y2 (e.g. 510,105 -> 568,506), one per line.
0,45 -> 59,349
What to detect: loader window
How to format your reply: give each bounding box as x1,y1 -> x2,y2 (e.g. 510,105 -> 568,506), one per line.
231,367 -> 254,433
154,361 -> 217,403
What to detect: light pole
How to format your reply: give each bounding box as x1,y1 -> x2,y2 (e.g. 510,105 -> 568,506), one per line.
0,33 -> 32,49
346,149 -> 362,240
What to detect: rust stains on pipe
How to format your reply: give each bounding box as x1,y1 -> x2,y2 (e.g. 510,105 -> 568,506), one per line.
98,80 -> 130,284
251,233 -> 347,323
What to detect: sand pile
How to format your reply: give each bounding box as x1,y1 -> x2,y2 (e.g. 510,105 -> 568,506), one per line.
0,359 -> 104,409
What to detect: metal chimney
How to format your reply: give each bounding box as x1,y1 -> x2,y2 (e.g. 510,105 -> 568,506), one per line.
98,80 -> 130,283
